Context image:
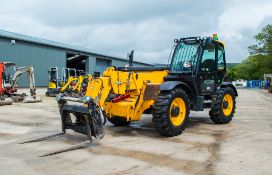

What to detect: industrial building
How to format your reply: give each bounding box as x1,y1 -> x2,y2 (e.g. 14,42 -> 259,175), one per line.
0,30 -> 151,86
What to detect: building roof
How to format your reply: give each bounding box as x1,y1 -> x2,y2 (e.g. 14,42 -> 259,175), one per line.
0,30 -> 152,66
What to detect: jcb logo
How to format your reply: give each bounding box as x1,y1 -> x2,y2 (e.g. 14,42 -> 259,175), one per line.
204,80 -> 214,85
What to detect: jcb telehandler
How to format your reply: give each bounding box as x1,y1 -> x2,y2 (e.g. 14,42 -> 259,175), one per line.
22,35 -> 237,156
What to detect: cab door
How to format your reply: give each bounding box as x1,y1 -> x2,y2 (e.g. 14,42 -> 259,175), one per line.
197,42 -> 217,95
215,43 -> 226,89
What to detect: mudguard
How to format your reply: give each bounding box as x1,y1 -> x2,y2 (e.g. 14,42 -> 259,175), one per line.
160,81 -> 193,94
221,82 -> 238,96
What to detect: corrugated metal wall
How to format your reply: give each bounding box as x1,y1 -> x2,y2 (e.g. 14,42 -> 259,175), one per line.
112,59 -> 146,67
95,58 -> 111,74
0,37 -> 65,86
0,36 -> 151,87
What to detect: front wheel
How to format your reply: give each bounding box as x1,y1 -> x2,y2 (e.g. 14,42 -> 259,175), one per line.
209,87 -> 236,124
152,88 -> 190,137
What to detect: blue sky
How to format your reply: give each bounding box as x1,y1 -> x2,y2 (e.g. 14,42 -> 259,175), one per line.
1,0 -> 272,63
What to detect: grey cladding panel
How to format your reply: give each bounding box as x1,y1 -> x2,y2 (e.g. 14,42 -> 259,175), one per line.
0,38 -> 66,87
95,58 -> 111,74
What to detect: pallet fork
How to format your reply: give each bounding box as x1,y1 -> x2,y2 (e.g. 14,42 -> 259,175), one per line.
20,95 -> 105,156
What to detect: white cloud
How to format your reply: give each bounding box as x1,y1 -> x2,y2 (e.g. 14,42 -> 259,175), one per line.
0,0 -> 272,64
215,0 -> 272,62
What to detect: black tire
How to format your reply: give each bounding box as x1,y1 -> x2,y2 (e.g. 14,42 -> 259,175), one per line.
209,87 -> 236,124
45,92 -> 49,96
107,116 -> 131,126
152,88 -> 190,137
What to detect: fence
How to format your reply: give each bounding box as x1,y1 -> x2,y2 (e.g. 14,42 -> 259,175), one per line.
246,80 -> 271,88
232,80 -> 271,89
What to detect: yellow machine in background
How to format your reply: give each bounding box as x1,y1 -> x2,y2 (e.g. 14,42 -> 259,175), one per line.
60,76 -> 79,92
46,67 -> 78,96
60,74 -> 92,94
72,74 -> 92,93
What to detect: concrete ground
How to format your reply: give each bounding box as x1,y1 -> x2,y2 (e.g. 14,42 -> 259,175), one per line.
0,88 -> 271,175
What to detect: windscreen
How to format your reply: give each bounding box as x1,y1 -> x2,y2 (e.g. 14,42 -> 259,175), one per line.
3,65 -> 15,84
170,41 -> 200,72
50,71 -> 58,81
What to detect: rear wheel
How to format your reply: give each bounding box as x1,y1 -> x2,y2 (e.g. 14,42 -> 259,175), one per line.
209,87 -> 236,124
153,88 -> 190,137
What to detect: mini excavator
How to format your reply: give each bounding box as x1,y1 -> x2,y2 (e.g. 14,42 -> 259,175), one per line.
0,62 -> 42,105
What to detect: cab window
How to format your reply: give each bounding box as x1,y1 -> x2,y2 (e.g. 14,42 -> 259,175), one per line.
200,44 -> 216,72
217,45 -> 225,71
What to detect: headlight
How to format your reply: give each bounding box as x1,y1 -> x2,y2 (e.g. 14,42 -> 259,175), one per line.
82,96 -> 91,103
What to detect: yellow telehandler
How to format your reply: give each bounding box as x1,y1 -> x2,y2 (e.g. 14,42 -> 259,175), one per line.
22,36 -> 238,156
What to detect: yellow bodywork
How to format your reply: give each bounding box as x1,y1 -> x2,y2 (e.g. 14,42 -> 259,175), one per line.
85,67 -> 168,121
222,94 -> 233,116
48,82 -> 57,89
170,97 -> 186,126
60,74 -> 93,93
71,74 -> 92,92
60,76 -> 78,92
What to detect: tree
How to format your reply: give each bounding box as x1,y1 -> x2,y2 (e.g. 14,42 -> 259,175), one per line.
227,24 -> 272,80
248,24 -> 272,55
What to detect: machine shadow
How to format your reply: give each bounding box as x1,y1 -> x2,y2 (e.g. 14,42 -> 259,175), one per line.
105,115 -> 214,139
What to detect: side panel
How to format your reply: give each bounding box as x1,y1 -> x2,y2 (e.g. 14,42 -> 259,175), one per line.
111,59 -> 127,67
95,58 -> 111,74
100,68 -> 168,121
87,55 -> 96,74
111,59 -> 151,68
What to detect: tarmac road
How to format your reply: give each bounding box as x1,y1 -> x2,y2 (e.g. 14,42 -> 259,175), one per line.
0,88 -> 271,175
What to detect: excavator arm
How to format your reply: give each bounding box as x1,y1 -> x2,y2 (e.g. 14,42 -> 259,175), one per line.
11,66 -> 37,96
10,66 -> 42,103
60,76 -> 78,92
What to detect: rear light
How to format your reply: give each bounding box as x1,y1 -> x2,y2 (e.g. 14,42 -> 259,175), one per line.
112,94 -> 130,103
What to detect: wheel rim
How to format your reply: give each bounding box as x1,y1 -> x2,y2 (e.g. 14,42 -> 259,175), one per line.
222,94 -> 233,116
170,97 -> 186,126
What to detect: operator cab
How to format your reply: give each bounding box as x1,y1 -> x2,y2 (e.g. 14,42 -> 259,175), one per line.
167,36 -> 226,97
3,62 -> 16,87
